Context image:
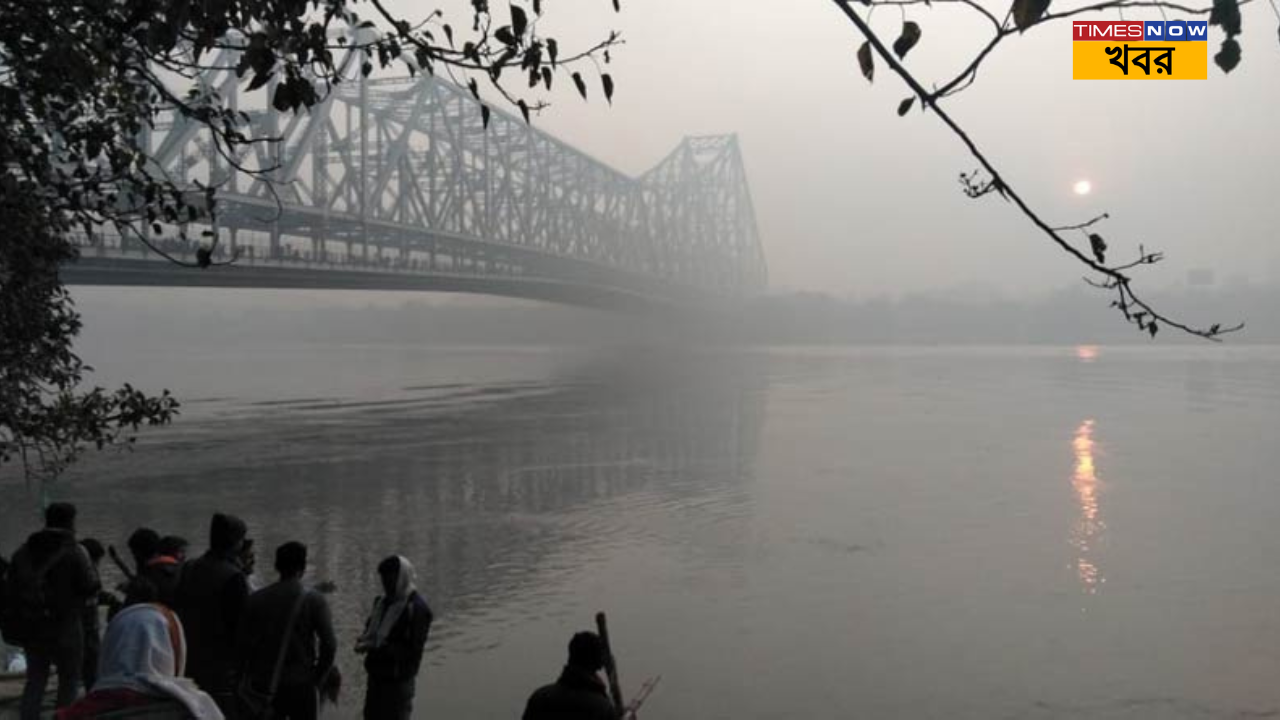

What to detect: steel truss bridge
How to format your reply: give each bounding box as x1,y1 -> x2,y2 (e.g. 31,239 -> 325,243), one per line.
64,53 -> 767,310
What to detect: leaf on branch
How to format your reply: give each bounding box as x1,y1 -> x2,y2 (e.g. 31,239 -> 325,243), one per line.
271,83 -> 293,112
414,46 -> 433,74
444,24 -> 454,46
1148,321 -> 1159,338
613,0 -> 621,11
547,38 -> 559,66
495,26 -> 517,46
572,71 -> 588,99
511,5 -> 528,38
518,99 -> 530,124
246,71 -> 274,92
492,47 -> 517,81
857,41 -> 874,82
893,21 -> 922,60
1209,0 -> 1242,37
1214,37 -> 1242,73
602,73 -> 615,103
897,96 -> 916,116
1088,233 -> 1107,264
481,104 -> 492,128
1012,0 -> 1052,31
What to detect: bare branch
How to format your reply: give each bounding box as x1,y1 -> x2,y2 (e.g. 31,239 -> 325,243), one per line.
1051,213 -> 1110,232
830,0 -> 1243,340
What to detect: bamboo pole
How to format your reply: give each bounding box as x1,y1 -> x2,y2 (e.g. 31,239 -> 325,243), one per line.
595,612 -> 625,716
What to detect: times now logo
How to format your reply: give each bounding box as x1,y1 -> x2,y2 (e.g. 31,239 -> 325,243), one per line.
1072,20 -> 1209,41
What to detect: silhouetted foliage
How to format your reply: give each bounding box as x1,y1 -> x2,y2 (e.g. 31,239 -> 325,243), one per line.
831,0 -> 1270,340
0,0 -> 621,483
0,191 -> 177,484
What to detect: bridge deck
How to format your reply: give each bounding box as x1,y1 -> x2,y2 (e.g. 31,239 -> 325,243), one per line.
63,251 -> 710,312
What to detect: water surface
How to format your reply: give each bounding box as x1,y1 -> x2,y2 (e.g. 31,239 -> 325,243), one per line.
4,343 -> 1279,719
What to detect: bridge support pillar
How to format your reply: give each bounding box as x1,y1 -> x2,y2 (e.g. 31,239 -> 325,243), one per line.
359,68 -> 369,264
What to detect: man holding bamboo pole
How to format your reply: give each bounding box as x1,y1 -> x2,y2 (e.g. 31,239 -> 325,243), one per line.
521,631 -> 617,720
521,616 -> 659,720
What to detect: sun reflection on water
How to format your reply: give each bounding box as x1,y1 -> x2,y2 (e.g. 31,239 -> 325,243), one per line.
1071,419 -> 1106,594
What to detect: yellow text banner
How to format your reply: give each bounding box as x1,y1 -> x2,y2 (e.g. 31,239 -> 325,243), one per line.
1073,41 -> 1207,80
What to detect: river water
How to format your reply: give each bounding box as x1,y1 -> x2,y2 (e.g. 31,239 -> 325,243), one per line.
3,338 -> 1280,719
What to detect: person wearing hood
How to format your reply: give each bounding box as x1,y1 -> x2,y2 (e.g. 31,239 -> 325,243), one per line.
174,512 -> 251,714
355,555 -> 433,720
56,603 -> 224,719
522,632 -> 618,720
6,502 -> 100,720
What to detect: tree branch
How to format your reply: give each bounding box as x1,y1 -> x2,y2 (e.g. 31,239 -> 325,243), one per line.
831,0 -> 1243,340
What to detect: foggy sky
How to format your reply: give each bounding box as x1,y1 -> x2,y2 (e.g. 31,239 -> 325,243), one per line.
380,1 -> 1280,299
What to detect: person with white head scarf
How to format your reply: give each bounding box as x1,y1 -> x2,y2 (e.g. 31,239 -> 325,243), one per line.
355,555 -> 433,720
57,603 -> 224,719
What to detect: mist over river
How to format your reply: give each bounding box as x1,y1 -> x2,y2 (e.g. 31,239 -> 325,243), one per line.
4,332 -> 1280,719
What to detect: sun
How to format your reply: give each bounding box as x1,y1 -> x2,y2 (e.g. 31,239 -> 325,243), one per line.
1073,179 -> 1093,196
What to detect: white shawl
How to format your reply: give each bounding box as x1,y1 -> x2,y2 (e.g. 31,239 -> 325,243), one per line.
358,555 -> 417,650
93,603 -> 225,719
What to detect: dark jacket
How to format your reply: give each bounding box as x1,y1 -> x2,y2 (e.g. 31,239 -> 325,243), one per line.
363,592 -> 432,683
236,578 -> 337,690
522,666 -> 618,720
125,555 -> 183,608
174,550 -> 248,692
8,529 -> 99,644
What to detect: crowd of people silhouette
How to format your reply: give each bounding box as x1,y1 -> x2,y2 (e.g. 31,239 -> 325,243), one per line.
1,503 -> 628,719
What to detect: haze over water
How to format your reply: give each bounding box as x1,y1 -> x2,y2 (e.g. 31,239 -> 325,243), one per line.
4,331 -> 1280,719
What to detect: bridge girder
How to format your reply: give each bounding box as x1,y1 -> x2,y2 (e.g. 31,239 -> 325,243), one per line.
91,46 -> 767,305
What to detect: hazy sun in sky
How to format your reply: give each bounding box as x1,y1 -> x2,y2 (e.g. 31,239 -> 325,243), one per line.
1073,179 -> 1093,196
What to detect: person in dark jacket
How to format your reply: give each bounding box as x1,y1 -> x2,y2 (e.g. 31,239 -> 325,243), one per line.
158,536 -> 190,564
137,539 -> 185,609
121,527 -> 162,607
175,513 -> 251,715
126,528 -> 160,574
355,555 -> 433,720
235,541 -> 336,720
522,631 -> 618,720
9,503 -> 101,720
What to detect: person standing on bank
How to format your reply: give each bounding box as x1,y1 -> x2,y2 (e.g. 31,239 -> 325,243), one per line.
4,503 -> 101,720
138,535 -> 185,608
120,527 -> 160,607
175,513 -> 251,714
355,555 -> 433,720
57,603 -> 224,720
235,542 -> 336,720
